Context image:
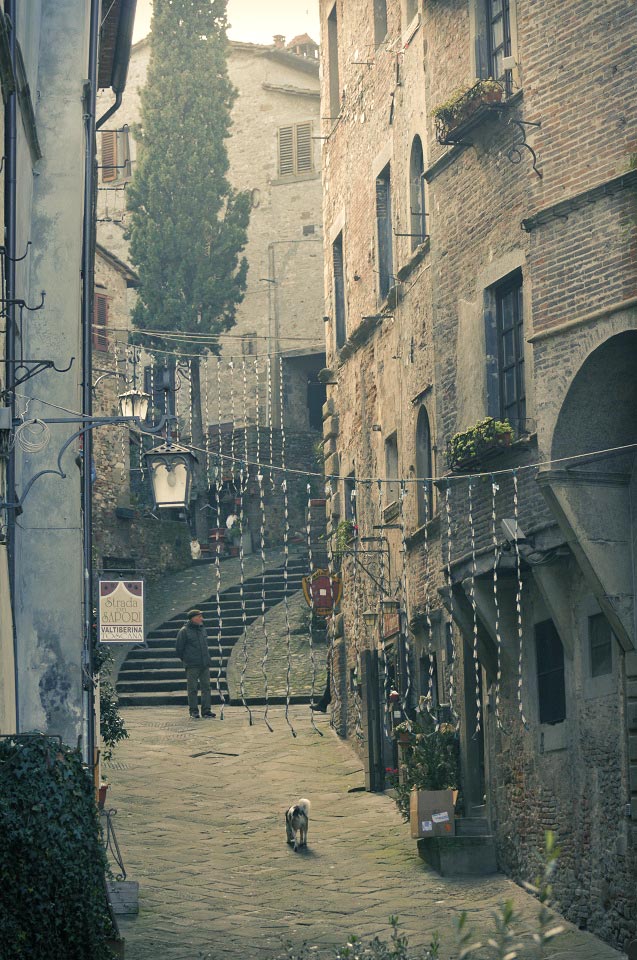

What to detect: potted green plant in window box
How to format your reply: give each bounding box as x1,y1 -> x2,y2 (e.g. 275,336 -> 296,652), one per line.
433,79 -> 504,144
447,416 -> 513,471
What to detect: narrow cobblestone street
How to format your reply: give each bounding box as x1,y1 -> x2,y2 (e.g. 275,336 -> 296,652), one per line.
108,706 -> 624,960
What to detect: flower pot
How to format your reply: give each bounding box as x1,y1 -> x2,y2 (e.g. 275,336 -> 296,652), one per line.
98,783 -> 109,810
228,545 -> 240,557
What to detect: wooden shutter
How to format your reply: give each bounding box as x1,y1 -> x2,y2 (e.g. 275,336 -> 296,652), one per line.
101,130 -> 117,182
119,127 -> 132,179
278,126 -> 294,176
295,123 -> 313,173
93,294 -> 109,350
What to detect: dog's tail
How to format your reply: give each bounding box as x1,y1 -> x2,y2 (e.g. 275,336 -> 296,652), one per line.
297,798 -> 311,816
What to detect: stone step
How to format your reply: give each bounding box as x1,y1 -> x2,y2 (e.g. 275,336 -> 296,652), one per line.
119,666 -> 228,681
417,834 -> 497,876
455,818 -> 490,837
117,678 -> 230,694
117,691 -> 312,708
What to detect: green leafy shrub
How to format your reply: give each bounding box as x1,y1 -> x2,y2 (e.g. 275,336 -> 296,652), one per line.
447,417 -> 513,469
92,624 -> 129,763
432,79 -> 503,133
390,714 -> 460,822
0,735 -> 117,959
333,519 -> 356,555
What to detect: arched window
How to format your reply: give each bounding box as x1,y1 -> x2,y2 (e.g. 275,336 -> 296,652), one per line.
416,406 -> 433,525
409,136 -> 426,251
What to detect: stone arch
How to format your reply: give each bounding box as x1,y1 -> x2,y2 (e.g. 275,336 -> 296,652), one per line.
551,329 -> 637,466
408,135 -> 426,251
415,404 -> 433,525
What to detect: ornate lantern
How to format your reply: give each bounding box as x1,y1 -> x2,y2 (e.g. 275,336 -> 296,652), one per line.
144,441 -> 197,509
118,388 -> 150,422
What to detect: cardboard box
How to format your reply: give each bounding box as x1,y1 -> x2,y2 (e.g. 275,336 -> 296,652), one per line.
410,788 -> 455,839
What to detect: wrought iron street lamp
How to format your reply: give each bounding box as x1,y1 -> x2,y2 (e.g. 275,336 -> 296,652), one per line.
117,388 -> 150,421
144,440 -> 197,509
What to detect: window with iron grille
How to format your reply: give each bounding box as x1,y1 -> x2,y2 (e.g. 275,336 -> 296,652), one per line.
333,231 -> 346,349
277,122 -> 313,177
93,294 -> 109,351
535,619 -> 566,725
495,269 -> 525,429
589,613 -> 614,678
376,164 -> 393,303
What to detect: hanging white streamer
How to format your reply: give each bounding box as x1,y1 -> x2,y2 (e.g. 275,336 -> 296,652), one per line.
350,485 -> 364,740
467,478 -> 482,736
306,483 -> 323,736
398,479 -> 412,710
491,475 -> 506,732
513,471 -> 529,729
445,483 -> 459,728
279,355 -> 296,737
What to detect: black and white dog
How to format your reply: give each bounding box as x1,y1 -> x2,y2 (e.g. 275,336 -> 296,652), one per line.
285,798 -> 310,851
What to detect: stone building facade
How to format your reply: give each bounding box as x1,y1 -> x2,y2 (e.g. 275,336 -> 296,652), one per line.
93,32 -> 327,555
319,0 -> 637,950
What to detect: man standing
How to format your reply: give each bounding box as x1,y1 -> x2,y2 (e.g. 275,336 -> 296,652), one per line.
176,609 -> 216,720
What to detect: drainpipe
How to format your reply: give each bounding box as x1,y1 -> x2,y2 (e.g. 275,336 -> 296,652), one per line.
5,0 -> 17,730
81,0 -> 101,767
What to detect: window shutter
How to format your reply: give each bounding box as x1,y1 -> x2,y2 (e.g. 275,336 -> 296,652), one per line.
119,127 -> 132,179
376,172 -> 393,301
101,130 -> 117,183
93,294 -> 108,350
295,123 -> 313,172
278,126 -> 294,177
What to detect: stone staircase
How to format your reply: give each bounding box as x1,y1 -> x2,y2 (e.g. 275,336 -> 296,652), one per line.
417,809 -> 498,876
116,556 -> 309,707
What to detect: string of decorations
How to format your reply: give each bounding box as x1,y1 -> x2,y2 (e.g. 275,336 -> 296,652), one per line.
350,486 -> 364,740
398,479 -> 412,711
467,478 -> 482,737
254,359 -> 273,733
444,482 -> 459,728
279,355 -> 296,738
376,479 -> 390,739
305,484 -> 323,737
513,471 -> 529,730
421,481 -> 437,725
491,475 -> 506,732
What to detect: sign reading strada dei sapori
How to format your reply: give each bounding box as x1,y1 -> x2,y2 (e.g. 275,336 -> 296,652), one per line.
98,580 -> 145,643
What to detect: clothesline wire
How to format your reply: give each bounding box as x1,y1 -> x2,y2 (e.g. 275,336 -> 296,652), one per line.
10,391 -> 637,486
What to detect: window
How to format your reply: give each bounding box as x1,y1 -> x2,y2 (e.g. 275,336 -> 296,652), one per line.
495,270 -> 525,429
416,406 -> 433,525
344,472 -> 356,522
93,294 -> 109,351
589,613 -> 613,678
535,619 -> 566,725
101,126 -> 131,183
376,164 -> 394,303
327,3 -> 341,121
409,137 -> 426,250
487,0 -> 512,86
144,362 -> 176,421
277,122 -> 313,177
373,0 -> 388,46
385,432 -> 399,505
241,333 -> 257,357
404,0 -> 419,24
333,231 -> 346,349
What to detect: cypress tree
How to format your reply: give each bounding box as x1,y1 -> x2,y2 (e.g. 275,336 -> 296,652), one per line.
127,0 -> 250,538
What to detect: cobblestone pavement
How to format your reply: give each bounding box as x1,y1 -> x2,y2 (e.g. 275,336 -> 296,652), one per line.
107,706 -> 623,960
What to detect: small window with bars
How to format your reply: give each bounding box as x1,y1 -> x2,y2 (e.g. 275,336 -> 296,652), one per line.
535,619 -> 566,725
101,126 -> 132,183
93,293 -> 109,351
277,122 -> 313,177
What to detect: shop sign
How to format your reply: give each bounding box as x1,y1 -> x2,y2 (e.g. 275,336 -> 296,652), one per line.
99,580 -> 145,643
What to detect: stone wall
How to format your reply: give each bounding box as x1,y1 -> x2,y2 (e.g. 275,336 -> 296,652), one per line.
319,0 -> 637,950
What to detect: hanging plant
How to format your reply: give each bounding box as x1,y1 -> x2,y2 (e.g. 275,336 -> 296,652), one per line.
433,79 -> 503,142
447,417 -> 514,471
332,518 -> 357,555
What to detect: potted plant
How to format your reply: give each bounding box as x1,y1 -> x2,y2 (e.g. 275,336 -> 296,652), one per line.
390,713 -> 460,823
433,79 -> 503,143
394,720 -> 415,745
447,416 -> 514,470
226,522 -> 241,557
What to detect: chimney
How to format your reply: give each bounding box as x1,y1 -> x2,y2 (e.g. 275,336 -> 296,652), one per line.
273,34 -> 285,48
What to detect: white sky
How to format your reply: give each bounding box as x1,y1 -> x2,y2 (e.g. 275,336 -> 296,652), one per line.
132,1 -> 321,47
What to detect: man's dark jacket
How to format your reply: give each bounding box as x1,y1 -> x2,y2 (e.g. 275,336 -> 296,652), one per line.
176,622 -> 211,667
